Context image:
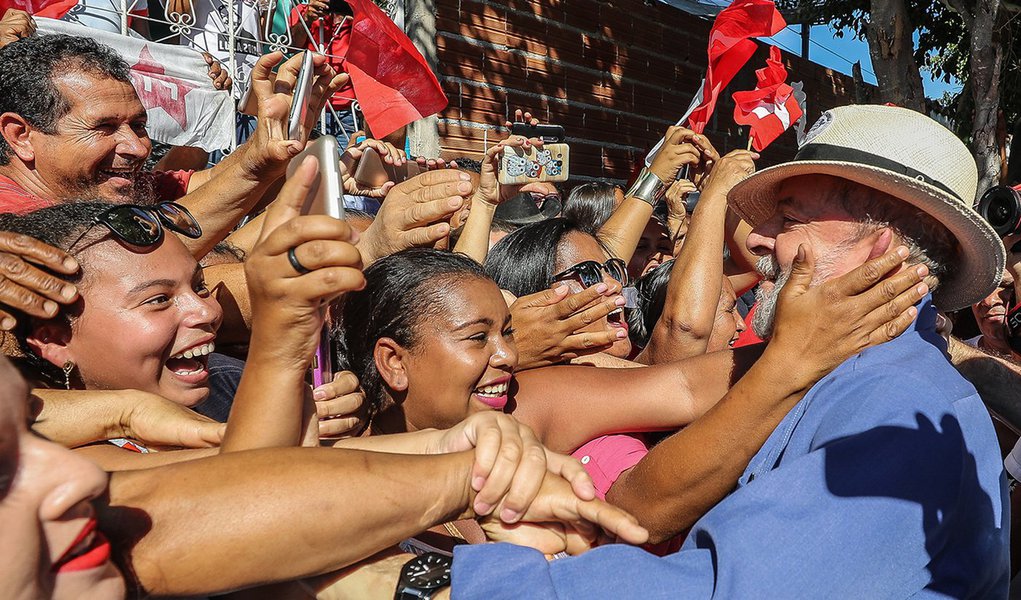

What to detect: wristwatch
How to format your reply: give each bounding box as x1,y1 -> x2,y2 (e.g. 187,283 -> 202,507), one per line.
625,167 -> 668,206
394,552 -> 453,600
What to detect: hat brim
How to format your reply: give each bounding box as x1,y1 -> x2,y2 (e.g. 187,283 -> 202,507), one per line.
728,160 -> 1006,311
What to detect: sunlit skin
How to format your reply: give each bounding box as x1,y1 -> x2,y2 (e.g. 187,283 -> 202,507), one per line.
707,277 -> 746,350
612,186 -> 625,210
746,176 -> 895,293
374,277 -> 519,433
630,218 -> 673,280
28,234 -> 222,408
0,359 -> 124,600
556,231 -> 632,358
19,71 -> 150,203
971,270 -> 1015,355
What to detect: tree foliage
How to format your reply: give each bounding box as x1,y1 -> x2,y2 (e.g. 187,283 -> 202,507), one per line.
776,0 -> 1021,135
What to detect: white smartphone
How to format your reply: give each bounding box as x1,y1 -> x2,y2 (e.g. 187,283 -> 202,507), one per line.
287,51 -> 315,141
286,135 -> 345,219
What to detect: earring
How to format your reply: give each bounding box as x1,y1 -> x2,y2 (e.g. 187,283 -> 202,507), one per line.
62,360 -> 76,390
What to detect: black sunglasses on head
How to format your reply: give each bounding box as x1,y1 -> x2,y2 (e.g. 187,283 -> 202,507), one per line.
551,257 -> 629,288
67,202 -> 202,252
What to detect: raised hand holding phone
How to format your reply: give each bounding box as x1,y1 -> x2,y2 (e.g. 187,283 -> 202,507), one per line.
245,156 -> 365,372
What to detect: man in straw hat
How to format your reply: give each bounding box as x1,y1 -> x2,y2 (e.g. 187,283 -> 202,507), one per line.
445,105 -> 1010,598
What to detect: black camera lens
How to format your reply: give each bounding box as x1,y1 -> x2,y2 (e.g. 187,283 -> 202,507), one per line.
978,185 -> 1021,238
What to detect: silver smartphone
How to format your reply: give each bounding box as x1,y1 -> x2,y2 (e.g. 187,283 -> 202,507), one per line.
287,51 -> 315,140
286,135 -> 345,219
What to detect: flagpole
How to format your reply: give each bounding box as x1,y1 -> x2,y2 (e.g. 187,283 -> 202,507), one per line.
228,0 -> 237,153
746,129 -> 754,152
319,19 -> 327,135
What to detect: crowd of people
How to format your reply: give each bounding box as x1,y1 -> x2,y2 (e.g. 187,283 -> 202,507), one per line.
1,6 -> 1021,599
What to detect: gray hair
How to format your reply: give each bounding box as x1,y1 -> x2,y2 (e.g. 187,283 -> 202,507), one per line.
827,178 -> 957,290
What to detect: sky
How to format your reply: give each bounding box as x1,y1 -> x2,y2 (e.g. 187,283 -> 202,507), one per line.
766,24 -> 963,101
670,0 -> 963,101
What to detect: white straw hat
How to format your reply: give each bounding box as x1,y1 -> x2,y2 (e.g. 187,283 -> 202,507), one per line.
728,104 -> 1005,312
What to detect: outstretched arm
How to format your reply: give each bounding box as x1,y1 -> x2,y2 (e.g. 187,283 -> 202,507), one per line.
598,127 -> 715,262
176,52 -> 346,258
637,150 -> 757,364
102,431 -> 644,596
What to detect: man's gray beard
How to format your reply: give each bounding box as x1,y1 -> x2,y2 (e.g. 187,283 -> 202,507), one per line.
751,248 -> 846,339
751,255 -> 787,339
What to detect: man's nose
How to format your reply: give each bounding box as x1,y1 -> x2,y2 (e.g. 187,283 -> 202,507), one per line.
734,312 -> 748,333
118,128 -> 151,160
746,223 -> 776,257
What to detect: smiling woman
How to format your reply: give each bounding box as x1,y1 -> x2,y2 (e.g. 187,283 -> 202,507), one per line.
1,202 -> 222,406
338,248 -> 517,434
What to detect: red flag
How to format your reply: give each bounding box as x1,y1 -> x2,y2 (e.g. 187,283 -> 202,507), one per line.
1,0 -> 77,19
343,0 -> 448,138
687,0 -> 786,134
732,46 -> 803,151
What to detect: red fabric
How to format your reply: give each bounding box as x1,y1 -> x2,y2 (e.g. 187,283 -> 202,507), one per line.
0,175 -> 54,215
289,8 -> 355,111
733,303 -> 764,347
0,171 -> 190,215
686,0 -> 786,134
146,169 -> 194,201
732,46 -> 803,151
342,0 -> 447,138
1,1 -> 76,19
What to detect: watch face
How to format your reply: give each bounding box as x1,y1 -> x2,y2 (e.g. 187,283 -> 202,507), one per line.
404,553 -> 452,589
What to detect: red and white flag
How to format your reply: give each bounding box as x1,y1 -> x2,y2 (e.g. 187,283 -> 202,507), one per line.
732,46 -> 803,152
687,0 -> 786,134
37,18 -> 235,152
342,0 -> 448,139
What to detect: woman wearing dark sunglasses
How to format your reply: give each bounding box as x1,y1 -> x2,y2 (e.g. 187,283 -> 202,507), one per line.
486,218 -> 634,361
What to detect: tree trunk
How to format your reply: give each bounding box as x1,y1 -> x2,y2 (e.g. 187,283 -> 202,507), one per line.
968,0 -> 1004,201
865,0 -> 926,113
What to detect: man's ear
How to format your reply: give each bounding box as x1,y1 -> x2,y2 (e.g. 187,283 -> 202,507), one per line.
864,227 -> 894,261
25,321 -> 73,370
0,112 -> 37,164
373,337 -> 409,392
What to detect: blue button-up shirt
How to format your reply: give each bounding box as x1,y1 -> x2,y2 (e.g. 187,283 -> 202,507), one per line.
452,298 -> 1009,598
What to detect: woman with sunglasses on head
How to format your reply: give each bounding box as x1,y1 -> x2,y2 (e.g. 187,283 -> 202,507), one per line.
0,157 -> 366,468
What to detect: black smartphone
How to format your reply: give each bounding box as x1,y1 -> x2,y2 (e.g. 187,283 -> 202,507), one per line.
511,122 -> 565,142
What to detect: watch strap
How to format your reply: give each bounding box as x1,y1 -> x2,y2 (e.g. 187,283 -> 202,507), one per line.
395,587 -> 438,600
625,168 -> 667,206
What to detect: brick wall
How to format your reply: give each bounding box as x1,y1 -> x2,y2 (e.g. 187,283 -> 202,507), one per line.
433,0 -> 870,183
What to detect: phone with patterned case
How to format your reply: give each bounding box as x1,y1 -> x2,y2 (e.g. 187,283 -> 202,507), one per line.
498,143 -> 570,185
